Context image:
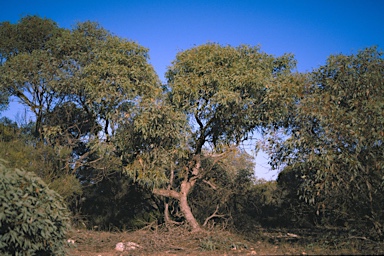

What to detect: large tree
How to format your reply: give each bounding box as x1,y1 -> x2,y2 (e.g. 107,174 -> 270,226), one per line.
0,16 -> 160,183
0,16 -> 64,134
0,17 -> 162,223
264,47 -> 384,238
54,21 -> 161,142
120,43 -> 295,231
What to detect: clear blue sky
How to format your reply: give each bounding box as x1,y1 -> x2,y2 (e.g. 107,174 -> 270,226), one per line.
1,0 -> 383,180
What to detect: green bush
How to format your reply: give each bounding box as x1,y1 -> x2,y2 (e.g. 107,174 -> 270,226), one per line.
0,160 -> 70,255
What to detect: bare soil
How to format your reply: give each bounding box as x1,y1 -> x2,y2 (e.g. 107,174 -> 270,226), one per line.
66,225 -> 384,255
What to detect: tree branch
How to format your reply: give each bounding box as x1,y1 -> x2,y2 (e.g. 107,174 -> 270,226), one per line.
191,154 -> 201,176
153,188 -> 180,200
202,179 -> 217,190
203,205 -> 226,227
195,112 -> 204,130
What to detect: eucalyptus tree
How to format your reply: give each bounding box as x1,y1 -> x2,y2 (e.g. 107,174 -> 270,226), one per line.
54,21 -> 161,142
0,16 -> 65,134
44,21 -> 161,182
120,43 -> 295,231
264,47 -> 384,237
0,16 -> 161,185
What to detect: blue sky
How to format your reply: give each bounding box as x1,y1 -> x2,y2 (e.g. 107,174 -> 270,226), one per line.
1,0 -> 383,180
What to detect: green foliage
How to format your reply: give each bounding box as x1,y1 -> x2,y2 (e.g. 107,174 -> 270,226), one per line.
0,160 -> 70,255
4,15 -> 383,240
190,149 -> 256,227
167,43 -> 295,148
114,43 -> 296,231
275,168 -> 318,228
0,87 -> 8,113
0,15 -> 61,59
116,97 -> 189,187
42,102 -> 99,145
0,16 -> 65,134
0,16 -> 160,139
264,47 -> 384,238
0,15 -> 161,214
0,16 -> 164,233
0,119 -> 83,203
61,21 -> 161,138
247,180 -> 283,226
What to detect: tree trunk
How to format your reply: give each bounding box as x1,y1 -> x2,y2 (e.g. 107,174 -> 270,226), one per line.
179,180 -> 201,232
153,155 -> 202,232
153,179 -> 201,232
164,201 -> 172,224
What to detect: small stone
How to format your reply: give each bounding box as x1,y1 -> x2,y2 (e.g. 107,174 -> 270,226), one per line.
125,242 -> 142,250
115,241 -> 142,251
115,242 -> 125,252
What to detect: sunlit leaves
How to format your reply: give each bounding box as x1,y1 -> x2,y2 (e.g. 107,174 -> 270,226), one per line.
166,43 -> 295,149
0,17 -> 65,134
0,15 -> 60,60
0,15 -> 163,201
115,97 -> 189,187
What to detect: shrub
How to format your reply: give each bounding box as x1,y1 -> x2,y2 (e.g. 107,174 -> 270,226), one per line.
0,160 -> 70,255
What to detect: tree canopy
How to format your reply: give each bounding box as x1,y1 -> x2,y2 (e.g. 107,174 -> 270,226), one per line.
264,47 -> 384,237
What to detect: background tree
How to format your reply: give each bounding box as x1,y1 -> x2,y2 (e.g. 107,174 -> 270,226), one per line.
55,21 -> 161,141
264,47 -> 384,238
46,21 -> 161,185
0,117 -> 82,203
79,172 -> 162,230
0,16 -> 162,227
0,16 -> 65,135
189,149 -> 258,229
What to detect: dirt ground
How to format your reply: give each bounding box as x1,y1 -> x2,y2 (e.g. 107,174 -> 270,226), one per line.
65,226 -> 384,255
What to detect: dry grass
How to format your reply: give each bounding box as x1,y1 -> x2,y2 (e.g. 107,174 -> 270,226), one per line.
66,225 -> 384,255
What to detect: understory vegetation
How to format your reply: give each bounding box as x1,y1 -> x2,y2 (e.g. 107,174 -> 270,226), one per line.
0,16 -> 383,254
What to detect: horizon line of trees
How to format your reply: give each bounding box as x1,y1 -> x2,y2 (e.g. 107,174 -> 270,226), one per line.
0,15 -> 383,239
